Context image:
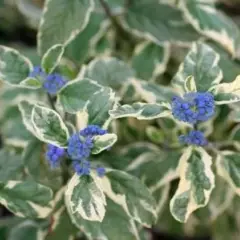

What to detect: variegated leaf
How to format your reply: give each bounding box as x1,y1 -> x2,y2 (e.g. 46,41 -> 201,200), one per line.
0,180 -> 53,218
0,150 -> 23,182
18,101 -> 38,138
132,42 -> 170,81
122,0 -> 199,45
184,76 -> 197,93
58,78 -> 102,114
170,147 -> 215,223
172,42 -> 223,92
209,41 -> 240,83
41,44 -> 65,74
152,185 -> 170,218
19,77 -> 42,89
92,134 -> 117,154
65,12 -> 107,64
65,173 -> 106,222
82,57 -> 135,92
131,79 -> 176,103
1,105 -> 34,147
86,87 -> 116,128
45,207 -> 78,240
22,139 -> 62,191
207,176 -> 234,222
126,151 -> 181,192
109,102 -> 171,120
100,169 -> 157,227
31,104 -> 69,147
38,0 -> 94,55
213,75 -> 240,104
7,220 -> 43,240
230,126 -> 240,150
0,46 -> 33,87
67,198 -> 141,240
216,151 -> 240,196
179,0 -> 240,57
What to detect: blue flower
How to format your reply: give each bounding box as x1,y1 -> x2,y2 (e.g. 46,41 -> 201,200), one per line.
80,125 -> 108,137
67,134 -> 93,160
29,66 -> 46,79
171,92 -> 215,124
96,167 -> 106,177
72,160 -> 91,176
67,125 -> 108,176
43,73 -> 67,94
179,130 -> 208,146
46,144 -> 65,168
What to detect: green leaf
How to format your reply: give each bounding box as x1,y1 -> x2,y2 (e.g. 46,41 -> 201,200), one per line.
101,169 -> 157,227
92,134 -> 117,154
212,214 -> 238,240
172,42 -> 223,92
123,1 -> 199,45
0,150 -> 23,182
0,46 -> 32,86
38,0 -> 94,55
109,102 -> 171,120
22,139 -> 62,191
65,173 -> 106,222
45,207 -> 78,240
170,147 -> 215,223
65,12 -> 106,64
213,75 -> 240,105
179,0 -> 240,57
58,78 -> 102,113
132,42 -> 170,81
0,180 -> 53,218
216,151 -> 240,196
67,198 -> 141,240
31,104 -> 69,147
131,79 -> 176,103
41,44 -> 65,74
146,126 -> 165,144
82,57 -> 135,92
86,87 -> 116,127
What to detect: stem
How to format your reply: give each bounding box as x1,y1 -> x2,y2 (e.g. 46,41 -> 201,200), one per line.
124,0 -> 132,9
47,94 -> 56,111
61,159 -> 70,185
98,0 -> 134,44
98,0 -> 119,27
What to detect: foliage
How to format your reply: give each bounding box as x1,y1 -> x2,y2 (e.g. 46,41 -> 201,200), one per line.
1,0 -> 240,239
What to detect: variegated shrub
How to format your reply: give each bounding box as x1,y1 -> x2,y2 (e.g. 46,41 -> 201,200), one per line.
1,0 -> 240,239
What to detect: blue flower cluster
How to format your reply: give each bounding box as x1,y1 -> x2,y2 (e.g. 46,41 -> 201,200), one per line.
29,66 -> 66,94
172,92 -> 215,124
179,130 -> 208,146
68,125 -> 108,177
45,125 -> 108,177
172,92 -> 215,146
46,144 -> 65,168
